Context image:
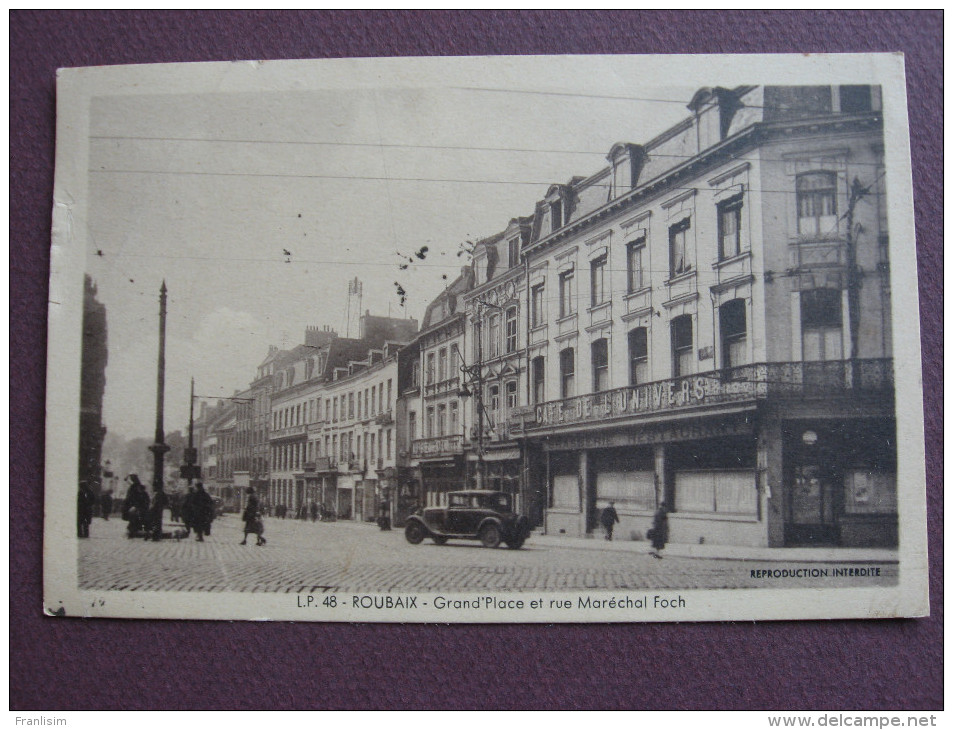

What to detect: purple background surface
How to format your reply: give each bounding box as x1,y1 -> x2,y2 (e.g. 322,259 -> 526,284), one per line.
10,11 -> 941,711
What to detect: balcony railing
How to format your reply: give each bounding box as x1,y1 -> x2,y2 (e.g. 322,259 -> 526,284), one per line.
518,359 -> 893,431
424,376 -> 461,398
410,434 -> 465,459
268,424 -> 307,441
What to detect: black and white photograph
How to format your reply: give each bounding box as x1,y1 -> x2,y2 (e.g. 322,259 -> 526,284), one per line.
45,53 -> 927,622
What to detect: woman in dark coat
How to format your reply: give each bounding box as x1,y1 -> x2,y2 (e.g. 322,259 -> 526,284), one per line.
191,482 -> 214,542
648,503 -> 669,558
240,488 -> 265,546
122,475 -> 150,538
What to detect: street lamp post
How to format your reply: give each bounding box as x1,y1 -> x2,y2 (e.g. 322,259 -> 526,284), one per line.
148,281 -> 170,490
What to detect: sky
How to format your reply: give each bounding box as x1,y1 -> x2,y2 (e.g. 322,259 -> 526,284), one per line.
84,66 -> 695,440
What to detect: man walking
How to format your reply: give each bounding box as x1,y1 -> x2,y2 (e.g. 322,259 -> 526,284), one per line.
600,501 -> 620,541
77,481 -> 95,538
149,485 -> 169,541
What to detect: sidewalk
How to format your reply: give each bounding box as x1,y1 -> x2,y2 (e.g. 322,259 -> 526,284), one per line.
233,514 -> 899,564
529,531 -> 899,564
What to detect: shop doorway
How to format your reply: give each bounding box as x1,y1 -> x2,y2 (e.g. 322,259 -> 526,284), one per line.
787,462 -> 841,545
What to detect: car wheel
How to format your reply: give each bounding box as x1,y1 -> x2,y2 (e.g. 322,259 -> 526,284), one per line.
404,522 -> 426,545
505,537 -> 525,550
479,523 -> 502,549
432,536 -> 448,545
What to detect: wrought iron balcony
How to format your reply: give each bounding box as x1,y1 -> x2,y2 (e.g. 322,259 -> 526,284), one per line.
518,359 -> 893,431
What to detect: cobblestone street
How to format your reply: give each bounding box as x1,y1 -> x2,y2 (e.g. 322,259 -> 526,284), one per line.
78,514 -> 898,594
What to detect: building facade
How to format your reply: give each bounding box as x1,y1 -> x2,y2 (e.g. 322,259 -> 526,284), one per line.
267,314 -> 417,520
398,269 -> 474,513
461,220 -> 535,516
509,84 -> 894,548
79,274 -> 108,495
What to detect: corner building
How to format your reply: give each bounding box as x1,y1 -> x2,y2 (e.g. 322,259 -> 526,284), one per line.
514,85 -> 896,548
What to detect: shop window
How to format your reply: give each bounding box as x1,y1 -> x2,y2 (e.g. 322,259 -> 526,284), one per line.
720,299 -> 748,370
801,289 -> 843,361
531,284 -> 546,327
506,380 -> 518,410
717,194 -> 744,260
674,470 -> 757,515
551,457 -> 579,510
559,268 -> 575,318
797,172 -> 838,237
505,307 -> 518,353
628,327 -> 648,385
844,470 -> 897,514
591,338 -> 609,392
532,355 -> 546,404
590,254 -> 608,306
668,218 -> 692,277
595,450 -> 655,511
560,347 -> 575,398
671,315 -> 694,377
627,237 -> 645,293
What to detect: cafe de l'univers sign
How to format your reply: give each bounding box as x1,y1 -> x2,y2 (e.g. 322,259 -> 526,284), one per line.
528,372 -> 767,430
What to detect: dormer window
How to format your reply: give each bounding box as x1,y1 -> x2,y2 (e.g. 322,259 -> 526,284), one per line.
508,237 -> 520,268
551,200 -> 563,232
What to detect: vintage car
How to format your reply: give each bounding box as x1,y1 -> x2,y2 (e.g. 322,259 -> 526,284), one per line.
404,490 -> 531,549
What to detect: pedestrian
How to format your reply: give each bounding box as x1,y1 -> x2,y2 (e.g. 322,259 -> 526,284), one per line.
122,475 -> 150,538
99,490 -> 113,522
149,485 -> 169,541
600,501 -> 620,541
309,501 -> 318,522
191,482 -> 214,542
181,485 -> 196,535
377,498 -> 392,531
648,502 -> 669,558
240,487 -> 266,546
77,481 -> 95,538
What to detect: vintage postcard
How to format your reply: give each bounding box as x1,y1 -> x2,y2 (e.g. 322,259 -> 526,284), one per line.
45,53 -> 928,622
